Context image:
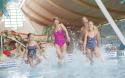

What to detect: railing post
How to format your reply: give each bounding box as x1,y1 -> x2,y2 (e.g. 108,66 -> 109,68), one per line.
0,36 -> 3,55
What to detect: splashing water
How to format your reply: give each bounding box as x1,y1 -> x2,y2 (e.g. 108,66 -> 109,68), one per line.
0,31 -> 125,78
0,44 -> 125,78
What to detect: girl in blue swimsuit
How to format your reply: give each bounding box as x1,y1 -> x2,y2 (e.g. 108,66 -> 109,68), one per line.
25,33 -> 41,67
83,21 -> 99,65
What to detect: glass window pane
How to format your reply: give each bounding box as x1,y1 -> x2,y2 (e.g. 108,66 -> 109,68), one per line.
10,25 -> 17,27
17,24 -> 23,27
5,22 -> 11,24
17,16 -> 22,18
11,22 -> 17,25
11,19 -> 17,21
10,10 -> 16,13
5,24 -> 11,27
10,12 -> 16,14
4,5 -> 25,28
17,21 -> 22,23
17,10 -> 21,13
5,19 -> 11,21
17,19 -> 23,21
11,16 -> 17,18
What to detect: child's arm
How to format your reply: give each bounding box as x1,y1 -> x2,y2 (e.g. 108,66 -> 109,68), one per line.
79,27 -> 84,44
36,42 -> 41,52
23,45 -> 27,59
83,31 -> 88,52
95,28 -> 100,47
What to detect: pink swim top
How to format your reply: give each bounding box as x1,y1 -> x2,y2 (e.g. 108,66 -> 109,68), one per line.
53,29 -> 65,46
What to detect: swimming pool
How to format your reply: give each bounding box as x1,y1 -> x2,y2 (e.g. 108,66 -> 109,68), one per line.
0,46 -> 125,78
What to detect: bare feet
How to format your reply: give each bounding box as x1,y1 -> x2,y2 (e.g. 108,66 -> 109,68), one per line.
57,59 -> 62,64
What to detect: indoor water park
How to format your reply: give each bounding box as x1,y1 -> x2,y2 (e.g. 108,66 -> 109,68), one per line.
0,0 -> 125,78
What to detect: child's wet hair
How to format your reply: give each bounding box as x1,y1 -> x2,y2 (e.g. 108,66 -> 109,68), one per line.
53,17 -> 59,21
27,33 -> 32,38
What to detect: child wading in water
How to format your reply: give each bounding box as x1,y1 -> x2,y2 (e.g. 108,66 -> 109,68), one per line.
24,33 -> 41,67
83,21 -> 102,65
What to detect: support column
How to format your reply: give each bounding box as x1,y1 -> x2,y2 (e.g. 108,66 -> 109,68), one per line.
0,36 -> 3,54
95,0 -> 125,45
19,0 -> 26,8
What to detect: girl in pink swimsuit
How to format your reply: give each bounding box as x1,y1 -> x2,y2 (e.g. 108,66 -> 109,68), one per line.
52,17 -> 70,64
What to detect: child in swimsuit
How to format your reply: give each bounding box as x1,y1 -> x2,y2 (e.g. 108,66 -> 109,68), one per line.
25,33 -> 41,67
83,21 -> 99,65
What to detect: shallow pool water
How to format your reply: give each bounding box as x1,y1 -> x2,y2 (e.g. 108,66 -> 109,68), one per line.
0,46 -> 125,78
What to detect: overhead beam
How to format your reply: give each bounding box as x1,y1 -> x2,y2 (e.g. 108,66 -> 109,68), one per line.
95,0 -> 125,45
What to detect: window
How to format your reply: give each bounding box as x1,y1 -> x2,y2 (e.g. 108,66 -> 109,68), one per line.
3,4 -> 25,29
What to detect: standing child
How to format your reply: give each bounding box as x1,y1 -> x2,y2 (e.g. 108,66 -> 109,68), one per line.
24,33 -> 41,67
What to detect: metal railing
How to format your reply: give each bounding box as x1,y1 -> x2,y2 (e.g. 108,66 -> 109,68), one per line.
0,35 -> 26,53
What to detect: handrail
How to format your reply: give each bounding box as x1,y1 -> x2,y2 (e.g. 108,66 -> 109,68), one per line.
0,36 -> 3,53
1,36 -> 26,48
